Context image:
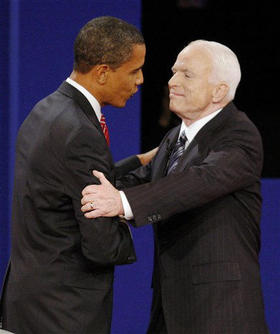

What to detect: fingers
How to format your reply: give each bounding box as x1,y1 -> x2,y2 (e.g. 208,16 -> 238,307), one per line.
81,194 -> 96,205
81,171 -> 108,196
81,170 -> 117,218
81,201 -> 95,213
82,185 -> 97,196
84,209 -> 103,219
151,147 -> 159,155
92,170 -> 109,185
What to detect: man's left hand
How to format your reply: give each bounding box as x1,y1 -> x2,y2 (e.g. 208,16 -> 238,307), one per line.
81,170 -> 124,218
137,147 -> 158,165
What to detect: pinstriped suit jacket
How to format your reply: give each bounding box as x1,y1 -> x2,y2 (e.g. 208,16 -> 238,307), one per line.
119,102 -> 269,334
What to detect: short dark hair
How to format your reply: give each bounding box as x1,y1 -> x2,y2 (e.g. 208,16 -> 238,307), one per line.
73,16 -> 145,73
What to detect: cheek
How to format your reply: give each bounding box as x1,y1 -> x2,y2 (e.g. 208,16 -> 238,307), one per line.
169,96 -> 186,111
122,79 -> 135,95
189,83 -> 208,100
127,76 -> 136,88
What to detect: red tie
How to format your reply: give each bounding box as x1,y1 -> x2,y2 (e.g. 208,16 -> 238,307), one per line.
100,113 -> 110,146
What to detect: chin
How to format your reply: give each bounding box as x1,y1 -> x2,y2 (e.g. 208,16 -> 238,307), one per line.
169,106 -> 184,119
112,100 -> 126,108
118,102 -> 127,108
169,104 -> 180,113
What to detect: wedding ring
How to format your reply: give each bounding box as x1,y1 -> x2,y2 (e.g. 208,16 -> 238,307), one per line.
89,202 -> 94,209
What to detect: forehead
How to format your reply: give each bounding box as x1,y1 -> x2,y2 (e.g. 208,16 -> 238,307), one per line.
173,45 -> 212,73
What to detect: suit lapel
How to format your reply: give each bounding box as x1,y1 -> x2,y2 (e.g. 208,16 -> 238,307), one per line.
57,81 -> 104,137
174,103 -> 235,173
152,126 -> 180,180
176,140 -> 199,172
56,81 -> 114,167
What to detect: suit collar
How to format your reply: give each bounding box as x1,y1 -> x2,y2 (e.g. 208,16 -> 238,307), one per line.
66,78 -> 102,121
180,108 -> 222,144
175,102 -> 236,172
155,102 -> 236,175
57,81 -> 103,135
151,126 -> 180,179
193,102 -> 236,141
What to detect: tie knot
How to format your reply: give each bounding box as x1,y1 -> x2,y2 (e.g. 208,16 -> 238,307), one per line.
100,113 -> 106,123
179,131 -> 187,145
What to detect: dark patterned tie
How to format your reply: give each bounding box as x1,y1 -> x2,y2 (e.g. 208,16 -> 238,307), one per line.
100,113 -> 110,146
167,131 -> 187,175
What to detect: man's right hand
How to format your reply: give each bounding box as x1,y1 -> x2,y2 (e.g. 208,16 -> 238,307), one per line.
81,170 -> 124,218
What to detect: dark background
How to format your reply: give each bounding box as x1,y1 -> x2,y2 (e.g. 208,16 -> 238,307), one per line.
141,0 -> 280,177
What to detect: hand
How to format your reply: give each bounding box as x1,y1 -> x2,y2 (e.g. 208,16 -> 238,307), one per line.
81,170 -> 124,218
136,147 -> 158,166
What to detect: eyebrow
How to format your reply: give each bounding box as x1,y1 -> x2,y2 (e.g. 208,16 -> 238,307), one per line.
171,66 -> 193,75
131,65 -> 143,73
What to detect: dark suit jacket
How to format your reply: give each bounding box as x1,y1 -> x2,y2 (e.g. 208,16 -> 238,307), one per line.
1,81 -> 137,334
119,102 -> 269,334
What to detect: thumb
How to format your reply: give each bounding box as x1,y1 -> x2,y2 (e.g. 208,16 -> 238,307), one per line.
92,170 -> 108,185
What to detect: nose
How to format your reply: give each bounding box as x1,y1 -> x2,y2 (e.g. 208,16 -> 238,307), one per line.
168,73 -> 177,87
136,69 -> 144,85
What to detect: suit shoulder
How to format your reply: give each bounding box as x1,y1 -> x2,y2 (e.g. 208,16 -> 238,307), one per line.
227,104 -> 261,136
37,90 -> 96,136
24,89 -> 101,150
211,105 -> 263,165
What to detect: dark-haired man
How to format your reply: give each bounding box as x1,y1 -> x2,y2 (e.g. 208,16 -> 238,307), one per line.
1,16 -> 146,334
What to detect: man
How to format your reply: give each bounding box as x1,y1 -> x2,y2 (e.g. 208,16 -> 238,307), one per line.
81,40 -> 269,333
1,16 -> 146,334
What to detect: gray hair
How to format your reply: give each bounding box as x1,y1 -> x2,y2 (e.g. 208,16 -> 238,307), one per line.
188,40 -> 241,100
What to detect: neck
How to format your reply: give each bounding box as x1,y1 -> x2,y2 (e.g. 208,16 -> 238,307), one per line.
181,102 -> 228,126
69,71 -> 104,106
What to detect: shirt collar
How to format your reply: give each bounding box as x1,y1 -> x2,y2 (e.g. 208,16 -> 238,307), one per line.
179,108 -> 222,143
66,78 -> 102,121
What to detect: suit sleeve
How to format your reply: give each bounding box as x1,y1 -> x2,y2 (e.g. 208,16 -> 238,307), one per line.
54,124 -> 136,266
114,155 -> 142,178
123,122 -> 263,227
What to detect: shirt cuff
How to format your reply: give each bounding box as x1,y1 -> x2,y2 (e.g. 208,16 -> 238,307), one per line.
119,191 -> 134,220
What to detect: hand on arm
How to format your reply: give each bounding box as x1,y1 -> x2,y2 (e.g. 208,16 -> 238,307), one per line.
81,170 -> 124,218
136,147 -> 158,166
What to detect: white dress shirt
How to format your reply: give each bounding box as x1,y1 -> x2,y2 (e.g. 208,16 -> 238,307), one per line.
66,77 -> 102,121
120,108 -> 222,220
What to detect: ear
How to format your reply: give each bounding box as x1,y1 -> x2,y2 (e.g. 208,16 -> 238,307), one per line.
212,83 -> 229,103
94,64 -> 110,85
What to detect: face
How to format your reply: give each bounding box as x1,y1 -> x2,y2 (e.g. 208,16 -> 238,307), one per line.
168,45 -> 216,124
104,44 -> 146,108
